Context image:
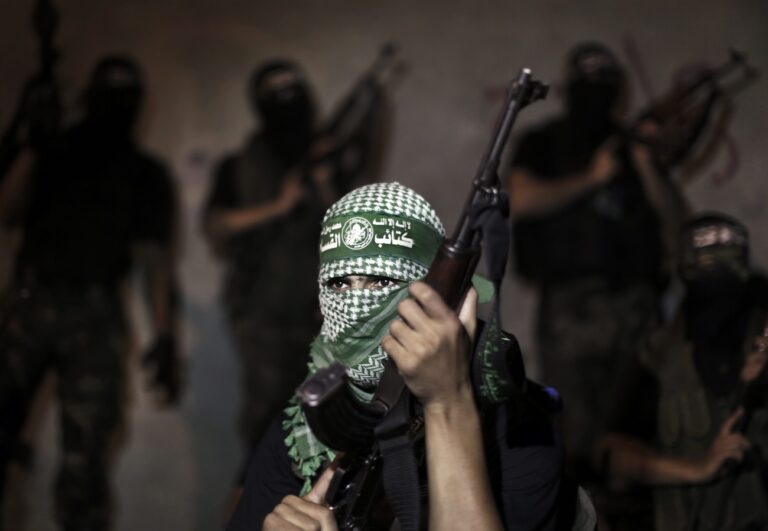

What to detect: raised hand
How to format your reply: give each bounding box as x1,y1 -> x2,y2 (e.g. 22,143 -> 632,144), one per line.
262,465 -> 338,531
382,282 -> 477,412
697,408 -> 750,482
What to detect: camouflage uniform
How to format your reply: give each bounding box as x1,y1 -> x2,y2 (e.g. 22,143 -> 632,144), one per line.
0,283 -> 126,531
0,116 -> 175,530
645,310 -> 768,531
536,279 -> 660,475
206,135 -> 324,452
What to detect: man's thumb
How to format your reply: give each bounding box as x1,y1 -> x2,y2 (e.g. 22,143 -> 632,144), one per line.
304,465 -> 336,505
458,287 -> 478,341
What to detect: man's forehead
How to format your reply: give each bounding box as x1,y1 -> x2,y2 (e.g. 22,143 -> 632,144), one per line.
259,69 -> 304,92
691,224 -> 748,249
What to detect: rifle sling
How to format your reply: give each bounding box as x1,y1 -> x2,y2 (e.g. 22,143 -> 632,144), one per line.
374,385 -> 423,531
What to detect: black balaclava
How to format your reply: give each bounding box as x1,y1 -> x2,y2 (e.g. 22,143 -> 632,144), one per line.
564,42 -> 626,141
681,213 -> 751,397
83,55 -> 144,142
249,60 -> 316,163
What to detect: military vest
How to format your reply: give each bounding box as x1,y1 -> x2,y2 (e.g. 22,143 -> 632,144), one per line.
641,309 -> 768,531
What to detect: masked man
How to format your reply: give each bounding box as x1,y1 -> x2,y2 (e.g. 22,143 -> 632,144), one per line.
600,213 -> 768,531
203,59 -> 389,463
227,182 -> 589,531
507,42 -> 687,482
0,55 -> 180,531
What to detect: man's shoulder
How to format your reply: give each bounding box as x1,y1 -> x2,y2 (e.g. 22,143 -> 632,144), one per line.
213,133 -> 272,176
518,116 -> 571,143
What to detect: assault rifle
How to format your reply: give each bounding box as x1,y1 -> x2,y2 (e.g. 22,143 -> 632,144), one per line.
0,0 -> 62,178
299,68 -> 548,530
691,312 -> 768,531
310,44 -> 402,194
629,49 -> 758,168
731,313 -> 768,437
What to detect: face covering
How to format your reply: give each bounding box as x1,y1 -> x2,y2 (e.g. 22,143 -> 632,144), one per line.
256,78 -> 315,163
684,270 -> 750,398
284,182 -> 445,491
314,186 -> 444,389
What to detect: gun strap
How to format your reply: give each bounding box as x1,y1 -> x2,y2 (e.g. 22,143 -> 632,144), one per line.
469,190 -> 525,403
371,188 -> 515,531
375,389 -> 422,531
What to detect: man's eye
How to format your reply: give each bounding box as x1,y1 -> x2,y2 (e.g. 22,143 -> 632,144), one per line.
372,278 -> 399,289
327,278 -> 349,291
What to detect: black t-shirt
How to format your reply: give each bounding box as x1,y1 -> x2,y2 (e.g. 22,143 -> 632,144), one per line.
227,402 -> 565,531
510,117 -> 662,285
17,123 -> 175,287
204,135 -> 323,325
605,355 -> 659,442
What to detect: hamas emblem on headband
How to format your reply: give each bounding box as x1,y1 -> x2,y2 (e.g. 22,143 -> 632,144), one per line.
341,217 -> 374,250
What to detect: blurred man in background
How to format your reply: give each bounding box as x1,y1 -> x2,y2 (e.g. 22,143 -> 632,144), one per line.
203,59 -> 389,471
508,42 -> 685,481
600,212 -> 768,531
0,55 -> 181,531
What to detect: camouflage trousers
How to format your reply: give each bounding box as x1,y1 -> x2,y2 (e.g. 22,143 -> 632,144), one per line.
0,283 -> 126,531
536,278 -> 660,477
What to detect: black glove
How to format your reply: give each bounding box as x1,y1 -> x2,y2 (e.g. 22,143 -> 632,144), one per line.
141,335 -> 183,406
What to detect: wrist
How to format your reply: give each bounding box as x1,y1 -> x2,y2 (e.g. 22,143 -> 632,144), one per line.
423,384 -> 476,424
273,197 -> 291,215
683,458 -> 711,483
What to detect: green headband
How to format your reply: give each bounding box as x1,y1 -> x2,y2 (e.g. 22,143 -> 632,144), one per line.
319,212 -> 444,268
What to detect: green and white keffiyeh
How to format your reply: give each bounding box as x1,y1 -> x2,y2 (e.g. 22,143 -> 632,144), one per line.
283,182 -> 445,493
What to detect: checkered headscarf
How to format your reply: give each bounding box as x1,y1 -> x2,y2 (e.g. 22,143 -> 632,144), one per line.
314,182 -> 445,387
283,182 -> 445,492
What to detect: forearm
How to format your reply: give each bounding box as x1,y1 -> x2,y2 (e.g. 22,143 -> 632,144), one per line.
204,200 -> 288,241
0,148 -> 34,226
424,388 -> 503,531
509,169 -> 600,218
138,245 -> 178,337
602,435 -> 704,485
631,144 -> 691,274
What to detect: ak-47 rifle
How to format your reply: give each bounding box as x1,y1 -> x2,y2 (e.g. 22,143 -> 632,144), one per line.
630,49 -> 758,169
689,312 -> 768,531
310,44 -> 402,195
731,314 -> 768,437
0,0 -> 62,178
299,68 -> 548,530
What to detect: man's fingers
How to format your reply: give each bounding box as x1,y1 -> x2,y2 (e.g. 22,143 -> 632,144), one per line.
282,495 -> 337,530
275,501 -> 320,530
408,281 -> 452,319
262,512 -> 302,531
381,334 -> 411,372
722,408 -> 744,434
396,297 -> 431,332
388,318 -> 430,356
305,465 -> 336,505
457,287 -> 478,341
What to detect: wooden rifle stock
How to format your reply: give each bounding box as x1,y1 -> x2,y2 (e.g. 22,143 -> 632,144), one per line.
639,50 -> 757,125
629,49 -> 758,167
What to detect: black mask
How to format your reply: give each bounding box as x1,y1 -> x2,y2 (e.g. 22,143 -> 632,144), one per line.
83,56 -> 144,142
565,80 -> 621,136
684,273 -> 750,397
85,87 -> 142,140
250,61 -> 316,163
257,83 -> 314,162
564,43 -> 625,138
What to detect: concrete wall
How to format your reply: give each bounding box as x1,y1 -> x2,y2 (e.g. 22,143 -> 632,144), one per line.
1,1 -> 766,529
